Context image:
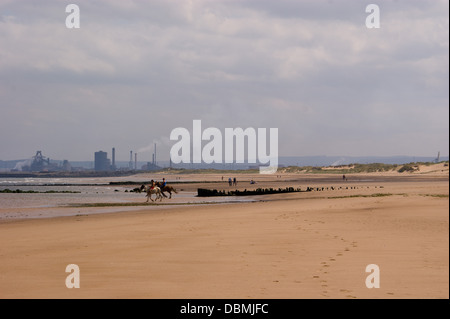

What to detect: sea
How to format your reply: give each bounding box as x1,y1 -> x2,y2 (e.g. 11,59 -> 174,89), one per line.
0,176 -> 254,221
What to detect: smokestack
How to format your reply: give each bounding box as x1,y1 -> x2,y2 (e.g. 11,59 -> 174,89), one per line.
154,143 -> 156,166
112,147 -> 116,170
129,151 -> 133,169
135,153 -> 137,170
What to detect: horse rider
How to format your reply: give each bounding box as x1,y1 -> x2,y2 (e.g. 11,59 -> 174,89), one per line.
161,178 -> 167,188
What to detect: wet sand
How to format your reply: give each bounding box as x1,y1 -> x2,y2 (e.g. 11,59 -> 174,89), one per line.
0,171 -> 448,299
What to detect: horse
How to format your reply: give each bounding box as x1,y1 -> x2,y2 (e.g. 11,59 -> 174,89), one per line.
155,182 -> 178,199
141,185 -> 164,202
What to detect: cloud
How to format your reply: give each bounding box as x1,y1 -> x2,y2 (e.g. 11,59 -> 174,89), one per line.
0,0 -> 448,160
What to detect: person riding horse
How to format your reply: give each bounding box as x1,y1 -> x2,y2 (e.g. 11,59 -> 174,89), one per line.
142,180 -> 163,202
155,178 -> 168,198
155,178 -> 178,199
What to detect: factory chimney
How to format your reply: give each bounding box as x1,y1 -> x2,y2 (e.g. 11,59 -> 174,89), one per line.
129,151 -> 133,170
112,147 -> 116,170
135,153 -> 137,170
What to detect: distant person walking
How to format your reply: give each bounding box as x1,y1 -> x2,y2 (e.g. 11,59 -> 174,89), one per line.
233,177 -> 237,186
228,177 -> 232,186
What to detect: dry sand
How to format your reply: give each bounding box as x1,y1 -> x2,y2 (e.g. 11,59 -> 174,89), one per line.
0,171 -> 448,299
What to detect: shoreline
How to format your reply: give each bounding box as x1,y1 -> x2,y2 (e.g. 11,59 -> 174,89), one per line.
0,173 -> 448,298
0,172 -> 448,222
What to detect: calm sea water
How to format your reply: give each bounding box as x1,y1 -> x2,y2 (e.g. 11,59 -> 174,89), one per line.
0,177 -> 141,210
0,177 -> 255,220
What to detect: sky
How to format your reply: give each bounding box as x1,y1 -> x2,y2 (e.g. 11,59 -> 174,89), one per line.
0,0 -> 448,162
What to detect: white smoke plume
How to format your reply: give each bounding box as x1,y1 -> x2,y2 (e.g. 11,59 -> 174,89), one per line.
13,159 -> 32,171
136,136 -> 171,154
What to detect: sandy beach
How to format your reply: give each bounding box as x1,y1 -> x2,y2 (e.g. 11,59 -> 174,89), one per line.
0,168 -> 448,299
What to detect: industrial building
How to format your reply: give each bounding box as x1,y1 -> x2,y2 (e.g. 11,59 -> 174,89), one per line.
94,151 -> 111,171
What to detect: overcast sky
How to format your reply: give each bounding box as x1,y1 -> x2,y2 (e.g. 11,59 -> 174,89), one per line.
0,0 -> 448,162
